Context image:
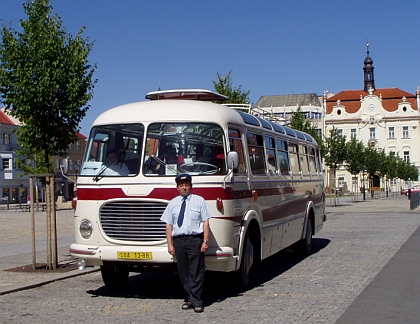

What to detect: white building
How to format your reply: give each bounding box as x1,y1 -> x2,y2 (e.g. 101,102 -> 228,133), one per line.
324,45 -> 420,193
254,93 -> 324,137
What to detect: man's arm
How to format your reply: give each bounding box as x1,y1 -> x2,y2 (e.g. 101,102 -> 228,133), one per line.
201,219 -> 210,253
165,223 -> 175,255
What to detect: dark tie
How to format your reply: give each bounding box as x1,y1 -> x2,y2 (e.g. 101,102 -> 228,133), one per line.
177,197 -> 187,228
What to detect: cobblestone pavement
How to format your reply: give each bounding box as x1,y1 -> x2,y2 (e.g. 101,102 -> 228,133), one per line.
0,195 -> 419,323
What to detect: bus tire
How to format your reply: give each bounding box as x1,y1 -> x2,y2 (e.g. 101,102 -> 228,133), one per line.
100,265 -> 129,290
296,218 -> 313,256
234,233 -> 254,291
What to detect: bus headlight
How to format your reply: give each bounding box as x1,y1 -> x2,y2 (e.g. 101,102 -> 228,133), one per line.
80,220 -> 93,239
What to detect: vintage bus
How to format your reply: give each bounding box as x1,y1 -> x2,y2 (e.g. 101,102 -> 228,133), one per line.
69,89 -> 325,290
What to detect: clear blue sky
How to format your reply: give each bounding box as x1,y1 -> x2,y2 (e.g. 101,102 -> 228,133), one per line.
2,0 -> 420,134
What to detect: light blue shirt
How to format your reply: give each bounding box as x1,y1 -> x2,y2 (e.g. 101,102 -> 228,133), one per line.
160,194 -> 213,236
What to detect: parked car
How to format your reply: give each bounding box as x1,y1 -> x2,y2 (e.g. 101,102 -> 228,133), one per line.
402,186 -> 420,196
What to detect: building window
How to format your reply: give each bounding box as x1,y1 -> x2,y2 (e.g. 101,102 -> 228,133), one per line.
402,126 -> 409,138
369,127 -> 376,140
404,151 -> 410,163
388,127 -> 395,139
337,129 -> 343,137
2,158 -> 10,170
76,140 -> 81,150
69,143 -> 74,150
350,129 -> 356,139
1,133 -> 10,144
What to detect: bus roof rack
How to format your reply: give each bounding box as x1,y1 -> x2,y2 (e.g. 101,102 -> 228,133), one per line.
223,103 -> 290,126
145,89 -> 228,101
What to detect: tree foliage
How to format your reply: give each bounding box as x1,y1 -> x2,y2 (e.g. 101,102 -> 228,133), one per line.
212,70 -> 250,104
0,0 -> 96,173
323,127 -> 347,172
289,106 -> 324,153
364,146 -> 381,179
345,138 -> 365,175
397,158 -> 419,181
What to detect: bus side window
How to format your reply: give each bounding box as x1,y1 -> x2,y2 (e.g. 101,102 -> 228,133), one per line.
309,146 -> 317,175
265,136 -> 277,176
228,128 -> 246,174
299,144 -> 310,176
288,142 -> 301,177
247,132 -> 266,175
315,148 -> 322,175
276,139 -> 290,176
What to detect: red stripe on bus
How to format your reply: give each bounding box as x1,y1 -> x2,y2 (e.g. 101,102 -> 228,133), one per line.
76,186 -> 297,201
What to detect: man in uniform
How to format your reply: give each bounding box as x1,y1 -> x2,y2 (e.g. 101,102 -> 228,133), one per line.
160,174 -> 213,313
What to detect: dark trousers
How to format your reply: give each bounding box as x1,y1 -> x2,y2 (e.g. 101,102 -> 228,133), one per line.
173,234 -> 205,307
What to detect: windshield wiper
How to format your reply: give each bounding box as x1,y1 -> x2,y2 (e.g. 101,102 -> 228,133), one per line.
147,155 -> 179,175
92,150 -> 126,182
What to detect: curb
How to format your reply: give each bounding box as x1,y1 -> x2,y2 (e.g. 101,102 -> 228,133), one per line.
0,267 -> 99,296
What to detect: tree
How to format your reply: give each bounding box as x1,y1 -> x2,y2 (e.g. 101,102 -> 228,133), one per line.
290,106 -> 324,152
375,149 -> 388,196
0,0 -> 96,173
324,127 -> 347,172
212,70 -> 250,104
344,138 -> 365,196
324,127 -> 347,206
397,158 -> 419,182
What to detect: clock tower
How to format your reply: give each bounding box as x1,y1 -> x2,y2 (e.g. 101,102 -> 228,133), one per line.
363,43 -> 375,92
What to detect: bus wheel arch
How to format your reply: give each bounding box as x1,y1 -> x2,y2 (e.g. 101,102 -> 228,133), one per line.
296,208 -> 314,256
234,219 -> 261,291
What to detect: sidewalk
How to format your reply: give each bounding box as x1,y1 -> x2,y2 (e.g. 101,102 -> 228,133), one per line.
0,206 -> 99,295
0,194 -> 417,297
336,223 -> 420,323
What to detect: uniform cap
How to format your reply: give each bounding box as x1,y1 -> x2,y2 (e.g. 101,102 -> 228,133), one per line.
175,173 -> 192,183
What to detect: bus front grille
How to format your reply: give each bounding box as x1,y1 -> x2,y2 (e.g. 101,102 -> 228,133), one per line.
100,201 -> 167,242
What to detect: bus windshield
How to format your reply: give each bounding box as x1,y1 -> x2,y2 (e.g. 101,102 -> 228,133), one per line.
143,122 -> 227,176
80,123 -> 144,179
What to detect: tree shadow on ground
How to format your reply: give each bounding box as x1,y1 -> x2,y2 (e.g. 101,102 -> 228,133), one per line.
86,237 -> 331,307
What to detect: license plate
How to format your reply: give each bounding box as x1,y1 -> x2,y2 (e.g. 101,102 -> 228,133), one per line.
117,251 -> 153,260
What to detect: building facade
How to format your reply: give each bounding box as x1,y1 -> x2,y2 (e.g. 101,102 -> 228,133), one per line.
0,108 -> 30,204
0,107 -> 87,204
254,93 -> 324,137
324,45 -> 420,193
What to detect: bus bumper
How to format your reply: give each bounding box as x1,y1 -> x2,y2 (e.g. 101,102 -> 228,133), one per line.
69,243 -> 238,272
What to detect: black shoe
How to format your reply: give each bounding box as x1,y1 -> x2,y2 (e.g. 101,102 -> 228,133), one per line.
194,305 -> 204,313
182,302 -> 193,310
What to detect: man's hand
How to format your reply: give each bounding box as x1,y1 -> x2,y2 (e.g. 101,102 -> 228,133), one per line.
168,244 -> 175,255
200,241 -> 209,253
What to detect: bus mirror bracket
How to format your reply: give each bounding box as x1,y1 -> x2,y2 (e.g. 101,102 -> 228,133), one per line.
61,158 -> 69,175
227,151 -> 239,170
223,151 -> 239,189
60,158 -> 75,184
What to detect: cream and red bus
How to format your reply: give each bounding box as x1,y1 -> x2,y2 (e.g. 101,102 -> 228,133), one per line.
69,89 -> 325,290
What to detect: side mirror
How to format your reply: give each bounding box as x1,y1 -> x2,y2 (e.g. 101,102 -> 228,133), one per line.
61,158 -> 69,175
226,151 -> 239,170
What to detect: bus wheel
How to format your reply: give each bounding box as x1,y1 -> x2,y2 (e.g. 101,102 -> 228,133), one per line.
234,233 -> 254,291
296,218 -> 313,256
100,265 -> 129,290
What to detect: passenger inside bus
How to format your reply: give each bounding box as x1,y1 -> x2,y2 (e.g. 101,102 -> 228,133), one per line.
103,149 -> 130,176
145,145 -> 180,175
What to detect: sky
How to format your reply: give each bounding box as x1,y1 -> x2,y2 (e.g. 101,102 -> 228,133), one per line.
1,0 -> 420,134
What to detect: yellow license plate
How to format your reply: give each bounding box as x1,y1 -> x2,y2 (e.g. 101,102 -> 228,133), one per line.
117,251 -> 153,260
